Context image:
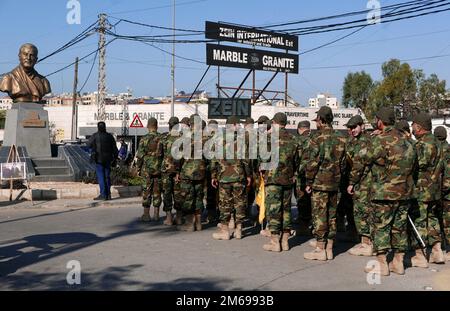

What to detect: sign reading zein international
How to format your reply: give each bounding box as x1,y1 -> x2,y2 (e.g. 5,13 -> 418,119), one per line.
205,21 -> 298,51
208,98 -> 251,119
206,44 -> 299,74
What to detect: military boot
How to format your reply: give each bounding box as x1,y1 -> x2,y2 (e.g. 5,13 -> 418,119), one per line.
175,211 -> 183,226
163,212 -> 173,226
348,236 -> 373,257
446,251 -> 450,261
389,252 -> 405,275
326,239 -> 334,260
304,241 -> 327,261
260,223 -> 271,237
429,242 -> 445,264
263,234 -> 281,252
228,214 -> 235,230
234,223 -> 242,239
365,254 -> 389,276
153,207 -> 160,222
212,223 -> 230,240
281,232 -> 290,251
194,210 -> 202,231
177,214 -> 195,232
308,238 -> 317,248
411,249 -> 429,268
141,207 -> 151,222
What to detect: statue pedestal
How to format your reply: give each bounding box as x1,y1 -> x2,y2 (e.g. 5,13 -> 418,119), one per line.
3,103 -> 51,158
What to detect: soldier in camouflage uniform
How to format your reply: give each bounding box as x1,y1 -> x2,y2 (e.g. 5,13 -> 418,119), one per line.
244,117 -> 256,220
211,116 -> 252,240
136,117 -> 163,222
304,107 -> 346,261
350,107 -> 416,276
295,120 -> 312,236
410,113 -> 445,267
396,120 -> 413,141
161,117 -> 181,226
434,126 -> 450,261
205,120 -> 219,223
345,115 -> 374,256
175,114 -> 207,232
261,112 -> 299,252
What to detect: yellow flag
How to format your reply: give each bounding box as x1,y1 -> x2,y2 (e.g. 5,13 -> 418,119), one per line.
255,175 -> 265,224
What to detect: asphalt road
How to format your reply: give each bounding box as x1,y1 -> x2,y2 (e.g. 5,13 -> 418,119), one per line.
0,198 -> 449,291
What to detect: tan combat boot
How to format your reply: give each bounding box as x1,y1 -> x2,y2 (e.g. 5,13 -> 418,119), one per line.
446,251 -> 450,261
212,223 -> 230,240
153,207 -> 160,222
234,223 -> 242,239
141,207 -> 151,222
177,214 -> 195,232
429,242 -> 445,264
281,232 -> 290,251
326,239 -> 334,260
308,238 -> 317,248
263,234 -> 281,252
365,254 -> 390,276
411,249 -> 429,268
260,223 -> 271,237
348,236 -> 373,257
194,210 -> 202,231
389,252 -> 405,275
228,214 -> 235,230
163,212 -> 173,226
175,211 -> 183,226
304,241 -> 327,261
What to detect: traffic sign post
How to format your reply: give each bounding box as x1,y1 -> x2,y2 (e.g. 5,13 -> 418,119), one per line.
130,114 -> 144,157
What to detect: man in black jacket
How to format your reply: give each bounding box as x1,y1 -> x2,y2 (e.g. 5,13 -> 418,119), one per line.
88,122 -> 118,200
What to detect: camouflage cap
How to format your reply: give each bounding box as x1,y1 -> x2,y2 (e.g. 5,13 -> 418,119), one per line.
412,112 -> 432,131
226,115 -> 240,125
244,117 -> 254,125
345,115 -> 364,128
395,120 -> 410,133
434,126 -> 447,141
147,117 -> 158,128
375,107 -> 395,125
208,119 -> 218,125
256,115 -> 270,124
272,112 -> 287,126
314,106 -> 333,123
298,120 -> 310,129
180,117 -> 190,125
168,116 -> 179,127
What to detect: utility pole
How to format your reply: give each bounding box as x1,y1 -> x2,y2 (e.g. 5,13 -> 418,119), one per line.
171,0 -> 176,117
97,13 -> 107,121
71,57 -> 79,140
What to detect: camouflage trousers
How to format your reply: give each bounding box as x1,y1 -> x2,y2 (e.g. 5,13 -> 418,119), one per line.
295,179 -> 311,222
142,175 -> 162,208
178,179 -> 204,215
372,200 -> 409,253
161,173 -> 180,212
443,200 -> 450,244
218,182 -> 247,225
266,185 -> 293,235
311,191 -> 337,242
353,188 -> 372,237
410,200 -> 442,248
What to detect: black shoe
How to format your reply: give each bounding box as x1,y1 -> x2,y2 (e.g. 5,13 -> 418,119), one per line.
106,195 -> 112,201
94,195 -> 106,201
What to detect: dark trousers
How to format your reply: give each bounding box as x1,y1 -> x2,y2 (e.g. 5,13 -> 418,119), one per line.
96,163 -> 111,198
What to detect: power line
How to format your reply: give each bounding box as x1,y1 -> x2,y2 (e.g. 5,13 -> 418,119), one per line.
77,49 -> 98,93
107,0 -> 207,15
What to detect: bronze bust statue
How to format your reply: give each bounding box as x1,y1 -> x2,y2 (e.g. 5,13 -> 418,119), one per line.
0,43 -> 51,103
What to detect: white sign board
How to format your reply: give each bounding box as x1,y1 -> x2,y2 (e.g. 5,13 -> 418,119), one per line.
0,162 -> 27,180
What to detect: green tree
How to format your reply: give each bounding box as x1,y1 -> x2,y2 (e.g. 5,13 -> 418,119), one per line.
418,73 -> 447,116
342,71 -> 374,111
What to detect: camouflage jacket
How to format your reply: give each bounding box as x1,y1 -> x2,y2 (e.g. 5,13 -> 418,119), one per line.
347,132 -> 372,192
136,130 -> 163,176
211,132 -> 251,183
262,127 -> 299,186
305,125 -> 346,192
414,132 -> 443,202
350,126 -> 416,201
161,130 -> 180,174
442,141 -> 450,200
179,132 -> 207,181
296,130 -> 311,175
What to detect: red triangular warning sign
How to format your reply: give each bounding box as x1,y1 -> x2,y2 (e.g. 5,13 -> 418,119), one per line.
130,114 -> 144,128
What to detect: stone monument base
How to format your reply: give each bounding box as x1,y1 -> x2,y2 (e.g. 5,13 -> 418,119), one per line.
3,102 -> 51,158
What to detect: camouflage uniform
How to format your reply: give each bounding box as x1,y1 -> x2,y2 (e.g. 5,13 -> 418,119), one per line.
351,126 -> 416,253
306,125 -> 346,243
442,143 -> 450,245
211,130 -> 251,226
295,128 -> 312,225
161,127 -> 181,213
410,132 -> 443,248
136,129 -> 163,209
205,122 -> 219,221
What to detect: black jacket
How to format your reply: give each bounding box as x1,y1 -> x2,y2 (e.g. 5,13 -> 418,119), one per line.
88,131 -> 118,165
